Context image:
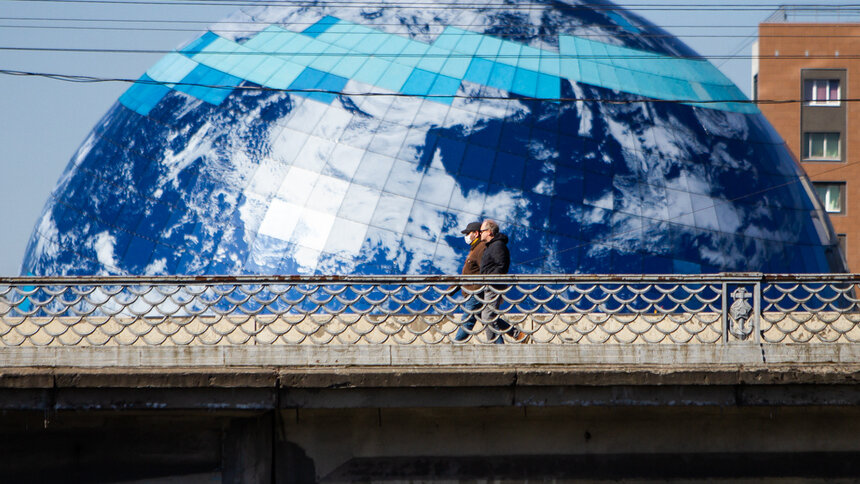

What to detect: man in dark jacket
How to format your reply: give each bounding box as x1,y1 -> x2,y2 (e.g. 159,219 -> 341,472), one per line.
479,219 -> 523,343
453,221 -> 486,342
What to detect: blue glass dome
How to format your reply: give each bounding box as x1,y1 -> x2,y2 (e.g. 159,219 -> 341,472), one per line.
23,1 -> 846,275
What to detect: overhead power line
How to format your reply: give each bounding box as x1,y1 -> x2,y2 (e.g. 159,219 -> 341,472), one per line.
0,45 -> 848,61
7,0 -> 860,11
0,67 -> 850,106
0,16 -> 785,28
7,23 -> 860,40
0,23 -> 774,38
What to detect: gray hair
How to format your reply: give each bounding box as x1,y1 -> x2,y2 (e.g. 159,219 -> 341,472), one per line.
482,219 -> 499,236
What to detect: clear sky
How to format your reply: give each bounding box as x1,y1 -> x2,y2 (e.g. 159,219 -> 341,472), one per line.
0,0 -> 832,275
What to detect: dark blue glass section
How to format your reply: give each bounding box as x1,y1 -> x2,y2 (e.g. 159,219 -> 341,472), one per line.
460,144 -> 495,180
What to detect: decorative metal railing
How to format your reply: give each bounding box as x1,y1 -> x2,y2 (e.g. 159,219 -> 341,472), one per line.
763,5 -> 860,23
0,274 -> 858,347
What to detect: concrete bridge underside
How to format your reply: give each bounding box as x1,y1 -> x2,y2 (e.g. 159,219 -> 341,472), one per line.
2,345 -> 860,482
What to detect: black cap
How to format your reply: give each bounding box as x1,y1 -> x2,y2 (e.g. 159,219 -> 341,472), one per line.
461,221 -> 482,234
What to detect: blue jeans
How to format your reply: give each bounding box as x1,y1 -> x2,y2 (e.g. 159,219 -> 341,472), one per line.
454,294 -> 481,342
483,289 -> 513,344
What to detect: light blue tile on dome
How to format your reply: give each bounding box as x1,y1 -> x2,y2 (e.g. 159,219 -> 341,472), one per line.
119,74 -> 171,115
146,52 -> 199,85
120,13 -> 756,115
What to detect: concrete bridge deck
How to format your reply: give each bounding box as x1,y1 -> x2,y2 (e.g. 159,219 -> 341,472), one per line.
2,275 -> 860,482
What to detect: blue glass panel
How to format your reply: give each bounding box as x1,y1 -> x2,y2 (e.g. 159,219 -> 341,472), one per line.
384,160 -> 422,198
397,41 -> 429,68
265,61 -> 304,89
337,183 -> 381,224
583,172 -> 614,210
308,45 -> 348,73
535,73 -> 560,100
289,68 -> 346,104
418,46 -> 448,73
133,201 -> 173,239
401,68 -> 437,97
244,58 -> 282,86
404,200 -> 446,242
554,165 -> 584,203
329,54 -> 367,79
377,62 -> 413,92
119,75 -> 171,115
673,258 -> 702,274
352,152 -> 396,190
469,119 -> 502,150
352,57 -> 391,86
434,136 -> 467,174
427,73 -> 461,104
147,52 -> 199,84
416,167 -> 456,205
302,15 -> 339,38
499,121 -> 532,157
175,64 -> 242,105
486,62 -> 516,93
123,235 -> 156,271
370,192 -> 414,232
432,27 -> 461,51
374,34 -> 409,57
464,58 -> 494,86
511,68 -> 538,98
613,250 -> 644,274
181,31 -> 218,55
451,29 -> 481,55
549,197 -> 580,240
448,175 -> 487,215
460,144 -> 495,180
491,152 -> 526,189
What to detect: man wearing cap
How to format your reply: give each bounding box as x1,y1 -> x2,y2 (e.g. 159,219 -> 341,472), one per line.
452,221 -> 486,342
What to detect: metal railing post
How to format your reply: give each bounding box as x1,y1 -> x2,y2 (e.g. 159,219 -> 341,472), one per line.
753,281 -> 762,344
721,282 -> 729,344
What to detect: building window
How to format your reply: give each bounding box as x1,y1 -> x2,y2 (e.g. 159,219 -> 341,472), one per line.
838,234 -> 847,257
813,182 -> 845,214
803,132 -> 841,161
803,79 -> 840,106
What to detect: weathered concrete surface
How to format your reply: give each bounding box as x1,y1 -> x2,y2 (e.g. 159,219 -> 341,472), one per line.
2,362 -> 860,410
3,342 -> 860,369
287,406 -> 860,481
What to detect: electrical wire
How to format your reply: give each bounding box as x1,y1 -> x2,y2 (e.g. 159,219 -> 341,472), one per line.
7,0 -> 858,11
0,16 -> 800,28
0,45 -> 853,61
0,67 -> 841,105
8,23 -> 860,40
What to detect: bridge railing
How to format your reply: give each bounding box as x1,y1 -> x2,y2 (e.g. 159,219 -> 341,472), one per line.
0,274 -> 858,346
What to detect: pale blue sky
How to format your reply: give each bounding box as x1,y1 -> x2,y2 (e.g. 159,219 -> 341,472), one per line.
0,0 -> 829,274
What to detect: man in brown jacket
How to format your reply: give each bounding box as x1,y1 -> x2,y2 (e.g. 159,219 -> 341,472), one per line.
453,221 -> 486,342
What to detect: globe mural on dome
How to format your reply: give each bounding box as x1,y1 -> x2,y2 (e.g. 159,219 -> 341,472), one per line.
23,0 -> 846,276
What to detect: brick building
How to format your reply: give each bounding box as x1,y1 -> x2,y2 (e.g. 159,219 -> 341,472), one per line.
753,9 -> 858,270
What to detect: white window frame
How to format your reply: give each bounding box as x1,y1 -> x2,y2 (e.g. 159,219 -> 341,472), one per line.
804,79 -> 840,107
803,132 -> 841,161
813,182 -> 846,214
